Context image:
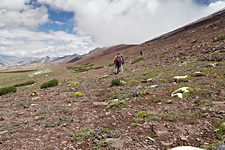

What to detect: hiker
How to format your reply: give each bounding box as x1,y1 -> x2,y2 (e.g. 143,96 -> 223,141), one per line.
140,50 -> 143,56
114,53 -> 123,74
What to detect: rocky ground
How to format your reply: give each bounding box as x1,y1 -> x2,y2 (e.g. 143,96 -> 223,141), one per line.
0,10 -> 225,150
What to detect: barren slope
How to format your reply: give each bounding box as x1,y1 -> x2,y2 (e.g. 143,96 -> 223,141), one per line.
0,10 -> 225,150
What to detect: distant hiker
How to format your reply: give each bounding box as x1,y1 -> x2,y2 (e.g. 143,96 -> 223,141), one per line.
140,51 -> 143,56
114,53 -> 123,74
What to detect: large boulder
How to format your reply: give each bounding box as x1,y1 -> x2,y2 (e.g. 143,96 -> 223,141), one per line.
171,146 -> 204,150
171,87 -> 193,99
173,75 -> 189,82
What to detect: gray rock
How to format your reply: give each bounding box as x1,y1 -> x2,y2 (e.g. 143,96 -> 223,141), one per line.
93,102 -> 108,106
0,116 -> 4,121
112,138 -> 124,149
161,141 -> 173,147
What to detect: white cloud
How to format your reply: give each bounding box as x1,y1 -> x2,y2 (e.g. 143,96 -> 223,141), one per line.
209,0 -> 225,11
0,0 -> 28,10
38,0 -> 225,46
1,0 -> 225,57
0,7 -> 48,29
0,29 -> 96,57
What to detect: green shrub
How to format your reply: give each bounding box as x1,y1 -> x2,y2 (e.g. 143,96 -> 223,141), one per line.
75,91 -> 84,97
213,35 -> 225,42
70,81 -> 80,87
14,81 -> 35,87
111,79 -> 124,86
0,86 -> 17,96
143,69 -> 158,77
108,63 -> 114,67
135,111 -> 161,122
106,99 -> 128,110
214,122 -> 225,140
137,111 -> 149,119
131,56 -> 144,64
44,116 -> 73,128
40,79 -> 59,89
73,128 -> 94,141
94,66 -> 104,70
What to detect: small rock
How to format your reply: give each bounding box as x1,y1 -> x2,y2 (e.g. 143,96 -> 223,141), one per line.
95,135 -> 102,140
32,97 -> 40,101
93,139 -> 99,145
219,145 -> 225,150
31,104 -> 38,107
149,85 -> 159,88
0,116 -> 4,121
93,102 -> 108,106
0,130 -> 8,135
112,138 -> 124,149
202,113 -> 209,117
147,136 -> 155,142
161,141 -> 173,147
171,146 -> 204,150
155,130 -> 169,137
137,85 -> 143,89
180,135 -> 188,141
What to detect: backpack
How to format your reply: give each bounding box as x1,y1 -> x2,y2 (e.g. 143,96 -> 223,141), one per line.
116,56 -> 121,64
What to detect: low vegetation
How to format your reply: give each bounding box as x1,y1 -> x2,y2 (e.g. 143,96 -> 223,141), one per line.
213,35 -> 225,42
106,99 -> 128,110
14,80 -> 35,87
44,116 -> 73,128
70,81 -> 80,87
131,56 -> 144,64
111,79 -> 125,86
72,128 -> 94,141
75,91 -> 84,97
214,122 -> 225,140
40,79 -> 59,89
0,86 -> 17,96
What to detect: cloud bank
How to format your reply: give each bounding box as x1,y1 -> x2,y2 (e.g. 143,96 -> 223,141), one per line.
0,0 -> 225,57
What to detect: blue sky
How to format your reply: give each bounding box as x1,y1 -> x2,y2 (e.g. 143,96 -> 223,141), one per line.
28,0 -> 75,34
0,0 -> 225,57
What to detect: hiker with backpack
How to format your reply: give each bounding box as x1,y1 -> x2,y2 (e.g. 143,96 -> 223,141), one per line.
114,53 -> 124,74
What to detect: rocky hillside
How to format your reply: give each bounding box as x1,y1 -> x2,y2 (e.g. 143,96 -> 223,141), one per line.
0,10 -> 224,150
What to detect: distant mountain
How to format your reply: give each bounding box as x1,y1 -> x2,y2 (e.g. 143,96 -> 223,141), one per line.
67,44 -> 136,64
0,54 -> 80,67
52,54 -> 80,64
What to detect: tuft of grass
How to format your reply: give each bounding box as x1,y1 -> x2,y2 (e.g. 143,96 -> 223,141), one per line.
106,99 -> 128,110
108,63 -> 114,67
143,69 -> 159,77
70,81 -> 80,87
131,56 -> 144,64
0,86 -> 17,96
213,35 -> 225,42
72,128 -> 94,141
137,111 -> 149,119
111,79 -> 125,86
165,111 -> 179,122
44,116 -> 73,128
214,122 -> 225,140
135,111 -> 161,122
94,66 -> 104,70
68,63 -> 98,73
14,81 -> 35,87
40,79 -> 58,89
75,91 -> 84,97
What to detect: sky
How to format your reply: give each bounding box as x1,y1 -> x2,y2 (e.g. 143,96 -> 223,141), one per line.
0,0 -> 225,57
